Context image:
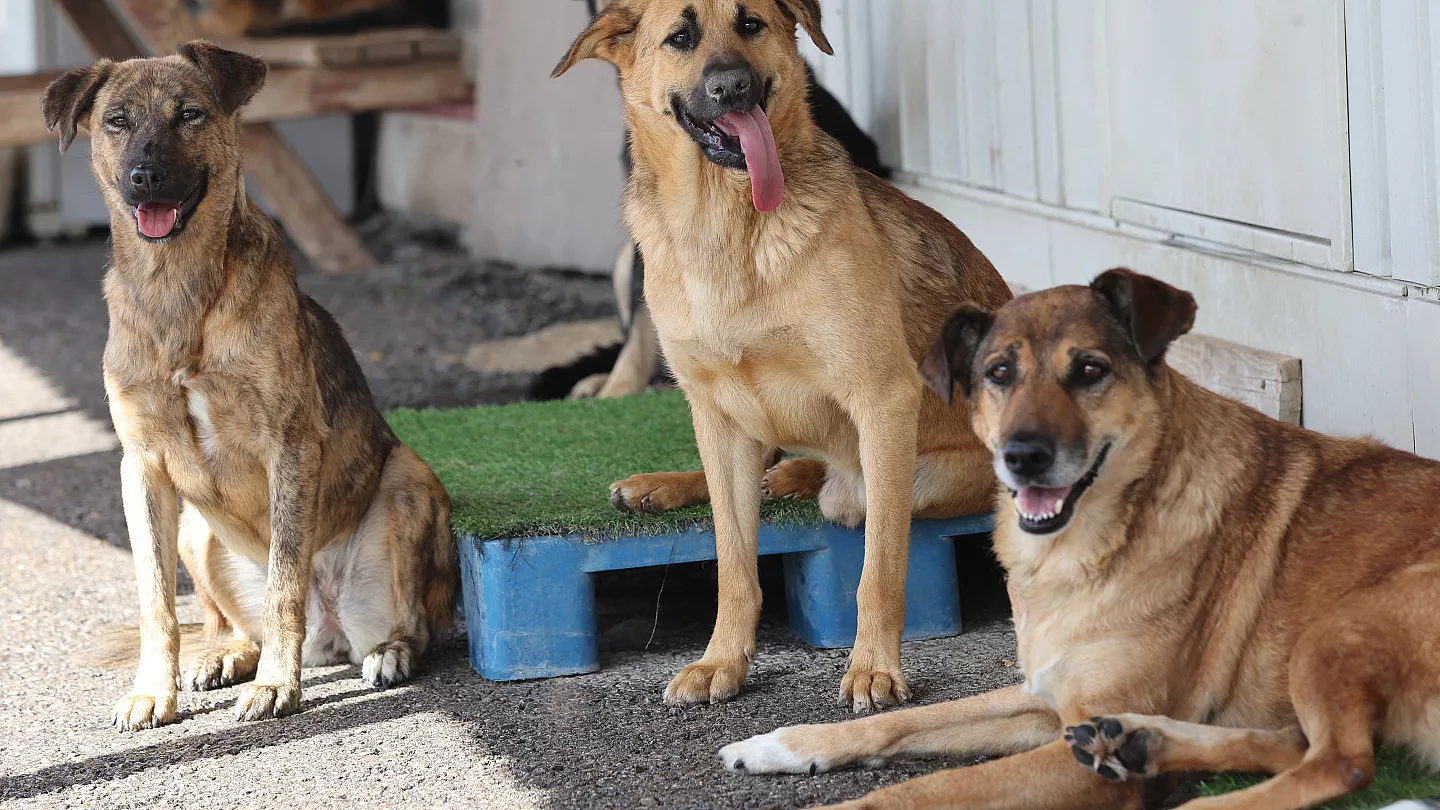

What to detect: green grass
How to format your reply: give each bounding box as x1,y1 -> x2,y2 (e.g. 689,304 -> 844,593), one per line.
386,390 -> 820,540
1197,749 -> 1440,808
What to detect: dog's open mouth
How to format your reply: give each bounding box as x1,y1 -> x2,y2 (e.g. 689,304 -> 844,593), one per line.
132,177 -> 208,242
1012,444 -> 1110,535
671,80 -> 783,212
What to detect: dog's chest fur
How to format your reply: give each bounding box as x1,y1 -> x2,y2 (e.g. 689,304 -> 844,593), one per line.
103,257 -> 303,554
624,162 -> 891,454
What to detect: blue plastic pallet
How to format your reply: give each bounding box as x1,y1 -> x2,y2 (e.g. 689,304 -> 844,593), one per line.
457,513 -> 994,681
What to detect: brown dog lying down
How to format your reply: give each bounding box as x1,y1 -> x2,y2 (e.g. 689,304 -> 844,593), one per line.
43,43 -> 458,730
553,0 -> 1011,712
720,269 -> 1440,810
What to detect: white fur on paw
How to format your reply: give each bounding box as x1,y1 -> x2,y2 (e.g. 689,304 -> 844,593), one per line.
362,642 -> 413,688
719,729 -> 825,775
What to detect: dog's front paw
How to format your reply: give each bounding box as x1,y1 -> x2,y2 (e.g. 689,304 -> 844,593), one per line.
839,664 -> 910,713
610,472 -> 705,513
720,728 -> 831,775
1065,716 -> 1159,781
664,656 -> 749,705
235,683 -> 300,722
362,640 -> 414,688
113,690 -> 178,731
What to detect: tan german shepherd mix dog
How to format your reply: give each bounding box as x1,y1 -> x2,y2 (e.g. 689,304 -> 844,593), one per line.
553,0 -> 1012,712
43,43 -> 458,730
720,268 -> 1440,809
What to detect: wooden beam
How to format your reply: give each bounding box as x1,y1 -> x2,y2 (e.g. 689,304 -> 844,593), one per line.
217,29 -> 463,69
2,61 -> 468,147
243,125 -> 375,275
52,0 -> 146,59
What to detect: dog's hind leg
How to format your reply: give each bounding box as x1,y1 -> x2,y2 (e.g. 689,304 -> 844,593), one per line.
177,504 -> 262,692
352,445 -> 457,689
829,740 -> 1143,810
1162,573 -> 1439,810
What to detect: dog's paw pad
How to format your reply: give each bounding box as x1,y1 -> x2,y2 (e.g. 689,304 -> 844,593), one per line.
361,640 -> 414,688
1065,717 -> 1158,782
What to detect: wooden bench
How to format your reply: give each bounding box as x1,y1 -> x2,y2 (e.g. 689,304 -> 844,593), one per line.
0,0 -> 470,275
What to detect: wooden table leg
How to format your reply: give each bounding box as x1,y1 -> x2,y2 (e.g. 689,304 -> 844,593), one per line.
242,124 -> 377,273
53,0 -> 378,275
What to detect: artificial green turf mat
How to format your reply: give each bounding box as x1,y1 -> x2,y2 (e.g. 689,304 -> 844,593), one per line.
387,390 -> 821,540
1197,749 -> 1440,808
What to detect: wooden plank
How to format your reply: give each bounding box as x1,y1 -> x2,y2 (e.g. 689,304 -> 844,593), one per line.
1,61 -> 469,148
1165,335 -> 1303,425
217,29 -> 463,68
52,0 -> 146,59
1007,282 -> 1302,424
243,125 -> 376,275
243,60 -> 469,121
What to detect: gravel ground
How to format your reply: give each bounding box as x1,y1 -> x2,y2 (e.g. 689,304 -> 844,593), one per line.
0,223 -> 1021,809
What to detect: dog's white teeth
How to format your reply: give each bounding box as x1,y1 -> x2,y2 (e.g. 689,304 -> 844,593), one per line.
1054,498 -> 1065,514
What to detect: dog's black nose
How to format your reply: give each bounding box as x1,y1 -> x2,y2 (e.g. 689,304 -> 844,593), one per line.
129,163 -> 166,193
1003,434 -> 1055,478
703,62 -> 759,107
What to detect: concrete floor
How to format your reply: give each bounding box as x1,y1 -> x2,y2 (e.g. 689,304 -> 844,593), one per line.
0,234 -> 1021,809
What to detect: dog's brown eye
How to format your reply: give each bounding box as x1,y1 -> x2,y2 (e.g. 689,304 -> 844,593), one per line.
986,362 -> 1012,385
106,114 -> 129,129
666,29 -> 693,49
1074,360 -> 1109,385
737,15 -> 766,36
181,108 -> 204,122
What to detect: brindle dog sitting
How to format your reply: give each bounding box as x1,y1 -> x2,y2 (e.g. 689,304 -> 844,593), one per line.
43,43 -> 458,730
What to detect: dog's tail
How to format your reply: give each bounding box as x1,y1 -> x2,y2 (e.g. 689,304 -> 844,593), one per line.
79,623 -> 216,669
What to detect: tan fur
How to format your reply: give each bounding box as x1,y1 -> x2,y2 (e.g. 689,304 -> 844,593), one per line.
43,43 -> 458,731
554,0 -> 1011,711
720,269 -> 1440,810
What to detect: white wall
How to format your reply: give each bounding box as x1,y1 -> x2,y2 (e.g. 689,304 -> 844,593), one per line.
802,0 -> 1440,455
466,0 -> 628,273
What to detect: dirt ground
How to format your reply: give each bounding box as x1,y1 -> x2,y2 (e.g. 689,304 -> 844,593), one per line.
0,221 -> 1023,809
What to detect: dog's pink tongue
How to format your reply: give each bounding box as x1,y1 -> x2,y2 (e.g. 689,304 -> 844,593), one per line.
136,203 -> 178,238
715,106 -> 784,212
1016,485 -> 1071,517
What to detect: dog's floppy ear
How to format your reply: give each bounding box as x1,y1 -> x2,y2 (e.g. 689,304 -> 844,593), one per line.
776,0 -> 833,55
43,61 -> 114,153
552,4 -> 639,78
1091,268 -> 1197,368
919,304 -> 994,405
179,40 -> 268,115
